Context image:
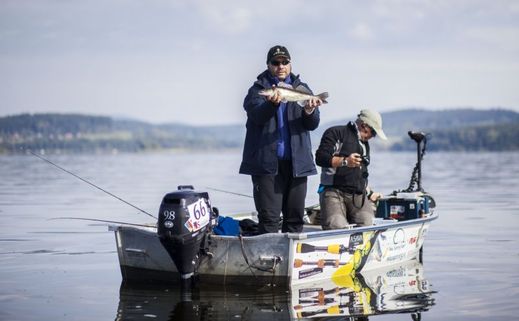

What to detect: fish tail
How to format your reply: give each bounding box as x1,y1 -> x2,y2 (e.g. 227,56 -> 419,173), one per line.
317,92 -> 329,104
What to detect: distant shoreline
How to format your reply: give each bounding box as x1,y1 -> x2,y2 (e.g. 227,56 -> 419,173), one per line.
2,109 -> 519,153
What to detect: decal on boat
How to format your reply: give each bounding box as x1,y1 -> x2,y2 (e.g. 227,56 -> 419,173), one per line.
184,199 -> 210,232
291,223 -> 429,285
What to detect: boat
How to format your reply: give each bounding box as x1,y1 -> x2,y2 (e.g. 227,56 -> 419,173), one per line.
112,206 -> 436,286
111,131 -> 438,287
116,258 -> 434,320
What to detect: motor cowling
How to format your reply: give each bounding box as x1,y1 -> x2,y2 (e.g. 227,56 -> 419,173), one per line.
157,185 -> 216,281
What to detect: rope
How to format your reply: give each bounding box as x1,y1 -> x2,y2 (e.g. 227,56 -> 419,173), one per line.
238,235 -> 281,278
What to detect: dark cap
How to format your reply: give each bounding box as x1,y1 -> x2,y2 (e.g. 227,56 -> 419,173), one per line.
266,45 -> 291,64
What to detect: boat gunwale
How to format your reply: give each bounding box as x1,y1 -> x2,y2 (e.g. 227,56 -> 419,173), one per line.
111,212 -> 439,240
298,211 -> 439,240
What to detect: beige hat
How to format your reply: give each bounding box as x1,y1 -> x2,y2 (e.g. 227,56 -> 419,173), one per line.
358,109 -> 387,140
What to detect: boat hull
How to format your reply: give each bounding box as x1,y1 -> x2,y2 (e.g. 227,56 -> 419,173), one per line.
112,213 -> 437,286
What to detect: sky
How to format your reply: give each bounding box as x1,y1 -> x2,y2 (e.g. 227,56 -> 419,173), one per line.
1,0 -> 518,125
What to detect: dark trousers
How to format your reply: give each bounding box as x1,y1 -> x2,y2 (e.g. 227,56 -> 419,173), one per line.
252,160 -> 307,234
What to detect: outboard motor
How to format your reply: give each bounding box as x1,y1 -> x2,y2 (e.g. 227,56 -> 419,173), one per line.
157,185 -> 217,284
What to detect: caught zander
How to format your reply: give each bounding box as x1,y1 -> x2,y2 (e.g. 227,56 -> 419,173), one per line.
259,83 -> 329,105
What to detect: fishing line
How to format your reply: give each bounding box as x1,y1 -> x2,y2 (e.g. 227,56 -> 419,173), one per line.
206,186 -> 317,224
205,186 -> 253,198
49,217 -> 156,228
28,150 -> 157,219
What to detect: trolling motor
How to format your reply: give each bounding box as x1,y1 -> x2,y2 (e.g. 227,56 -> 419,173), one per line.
404,131 -> 428,193
376,131 -> 435,221
157,185 -> 217,285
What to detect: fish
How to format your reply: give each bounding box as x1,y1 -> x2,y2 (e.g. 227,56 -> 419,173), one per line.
259,82 -> 329,105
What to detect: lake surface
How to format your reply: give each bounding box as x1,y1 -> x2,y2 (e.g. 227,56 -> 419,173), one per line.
0,151 -> 518,321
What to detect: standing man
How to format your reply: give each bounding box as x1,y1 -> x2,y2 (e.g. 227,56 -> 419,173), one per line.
315,109 -> 387,229
239,45 -> 323,234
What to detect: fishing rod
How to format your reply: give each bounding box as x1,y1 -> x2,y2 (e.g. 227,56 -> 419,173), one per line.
206,186 -> 320,214
205,186 -> 253,198
205,187 -> 319,210
28,150 -> 157,219
49,217 -> 156,228
205,186 -> 318,224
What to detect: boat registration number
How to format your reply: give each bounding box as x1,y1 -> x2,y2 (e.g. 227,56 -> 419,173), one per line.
185,199 -> 210,232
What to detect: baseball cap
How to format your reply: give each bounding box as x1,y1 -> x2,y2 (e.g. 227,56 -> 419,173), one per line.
266,45 -> 291,63
358,109 -> 388,140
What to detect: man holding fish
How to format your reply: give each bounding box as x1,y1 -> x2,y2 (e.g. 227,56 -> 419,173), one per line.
239,45 -> 326,234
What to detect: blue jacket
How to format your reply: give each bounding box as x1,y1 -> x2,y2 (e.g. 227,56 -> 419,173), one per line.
239,70 -> 320,177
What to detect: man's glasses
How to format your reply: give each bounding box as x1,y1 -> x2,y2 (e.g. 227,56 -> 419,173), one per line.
368,125 -> 377,137
270,60 -> 290,66
362,123 -> 376,137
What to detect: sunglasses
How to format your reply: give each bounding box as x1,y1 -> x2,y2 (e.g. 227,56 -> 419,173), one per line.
367,125 -> 377,137
270,60 -> 290,66
362,123 -> 376,137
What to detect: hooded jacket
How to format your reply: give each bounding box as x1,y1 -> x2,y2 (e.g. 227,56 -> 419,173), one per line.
239,70 -> 320,177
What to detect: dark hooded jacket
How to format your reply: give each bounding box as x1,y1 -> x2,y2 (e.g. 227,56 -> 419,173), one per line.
239,70 -> 320,177
315,122 -> 370,194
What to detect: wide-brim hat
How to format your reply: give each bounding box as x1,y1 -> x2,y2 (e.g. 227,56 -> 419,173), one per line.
358,109 -> 387,140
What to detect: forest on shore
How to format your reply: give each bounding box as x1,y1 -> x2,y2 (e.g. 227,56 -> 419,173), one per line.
1,108 -> 518,154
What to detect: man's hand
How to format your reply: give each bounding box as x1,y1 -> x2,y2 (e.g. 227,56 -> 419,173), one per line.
266,86 -> 282,106
369,192 -> 383,202
345,153 -> 362,167
304,97 -> 322,114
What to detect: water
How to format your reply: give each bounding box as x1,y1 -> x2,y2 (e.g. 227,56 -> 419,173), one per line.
0,151 -> 518,321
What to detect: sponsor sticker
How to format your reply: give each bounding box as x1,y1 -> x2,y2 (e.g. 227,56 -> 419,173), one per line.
299,267 -> 323,279
184,199 -> 210,232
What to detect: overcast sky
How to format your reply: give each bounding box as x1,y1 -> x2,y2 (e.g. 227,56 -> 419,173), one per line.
1,0 -> 518,125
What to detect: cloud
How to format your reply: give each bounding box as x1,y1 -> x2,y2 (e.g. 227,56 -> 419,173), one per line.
348,23 -> 375,41
196,2 -> 253,34
464,26 -> 519,53
0,0 -> 518,125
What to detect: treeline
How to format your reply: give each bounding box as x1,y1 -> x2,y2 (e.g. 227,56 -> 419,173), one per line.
1,109 -> 518,154
390,122 -> 519,151
0,113 -> 244,154
428,122 -> 519,151
379,108 -> 519,151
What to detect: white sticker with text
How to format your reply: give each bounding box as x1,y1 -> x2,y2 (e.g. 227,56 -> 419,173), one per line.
185,199 -> 210,232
